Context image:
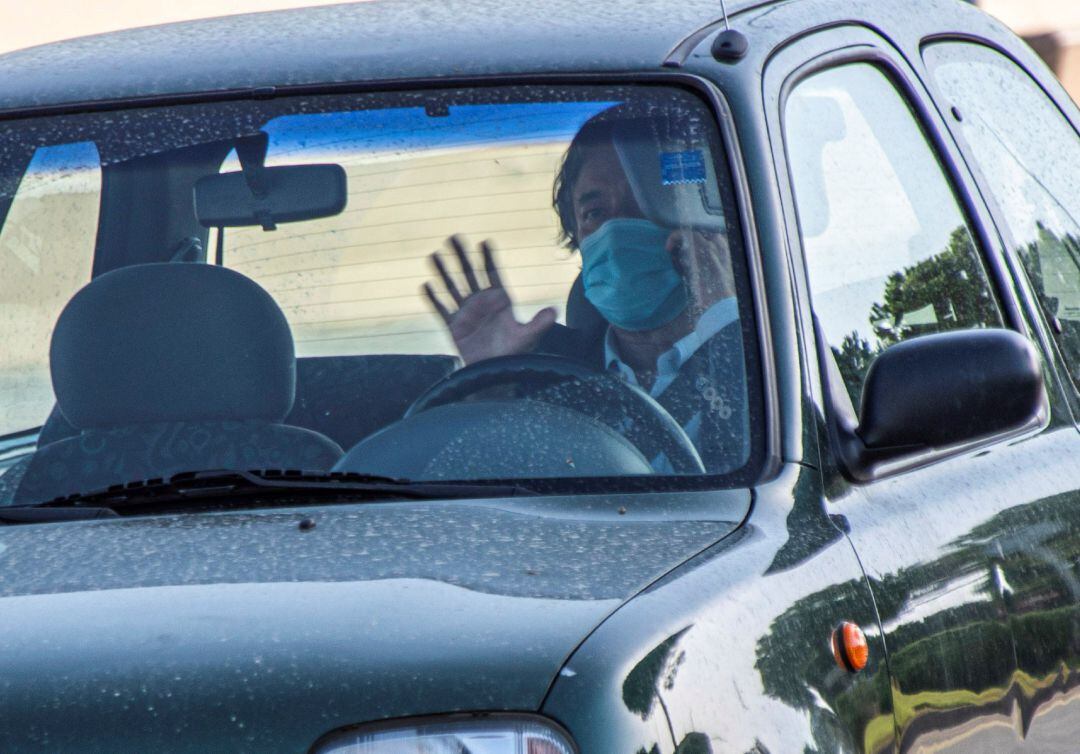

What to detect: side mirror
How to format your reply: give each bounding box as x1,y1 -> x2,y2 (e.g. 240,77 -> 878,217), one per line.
825,328 -> 1046,480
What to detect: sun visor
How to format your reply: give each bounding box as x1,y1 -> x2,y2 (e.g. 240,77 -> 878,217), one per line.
611,117 -> 726,232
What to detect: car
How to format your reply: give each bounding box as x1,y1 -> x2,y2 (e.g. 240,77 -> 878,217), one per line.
0,0 -> 1079,751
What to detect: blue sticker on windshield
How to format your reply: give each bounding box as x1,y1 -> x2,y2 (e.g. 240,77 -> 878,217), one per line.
660,150 -> 707,185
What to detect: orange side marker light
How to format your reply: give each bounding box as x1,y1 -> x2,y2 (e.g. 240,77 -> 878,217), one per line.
831,621 -> 868,673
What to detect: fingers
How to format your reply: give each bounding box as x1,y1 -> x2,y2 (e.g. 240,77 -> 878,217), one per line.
426,236 -> 505,328
664,229 -> 736,306
664,229 -> 682,253
665,229 -> 691,278
422,282 -> 453,324
519,306 -> 558,341
429,251 -> 464,305
448,235 -> 482,294
480,240 -> 504,289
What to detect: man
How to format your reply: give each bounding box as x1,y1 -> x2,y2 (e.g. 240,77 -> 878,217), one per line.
422,106 -> 749,472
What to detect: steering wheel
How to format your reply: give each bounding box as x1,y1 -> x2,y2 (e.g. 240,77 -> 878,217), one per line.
406,354 -> 705,473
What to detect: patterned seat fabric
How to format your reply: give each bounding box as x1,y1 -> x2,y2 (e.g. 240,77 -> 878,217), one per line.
14,420 -> 342,504
0,457 -> 30,506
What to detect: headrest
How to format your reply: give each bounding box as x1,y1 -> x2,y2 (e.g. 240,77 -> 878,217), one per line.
51,263 -> 295,429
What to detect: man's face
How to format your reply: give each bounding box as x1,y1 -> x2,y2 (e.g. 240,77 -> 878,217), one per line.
571,142 -> 644,242
569,138 -> 736,323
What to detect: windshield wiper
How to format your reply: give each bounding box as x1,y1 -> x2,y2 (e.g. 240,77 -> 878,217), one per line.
2,469 -> 533,523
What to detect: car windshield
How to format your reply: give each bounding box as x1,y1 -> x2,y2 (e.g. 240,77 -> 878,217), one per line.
0,84 -> 763,506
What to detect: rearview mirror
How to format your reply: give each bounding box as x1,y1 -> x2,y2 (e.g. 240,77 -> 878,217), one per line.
194,164 -> 347,229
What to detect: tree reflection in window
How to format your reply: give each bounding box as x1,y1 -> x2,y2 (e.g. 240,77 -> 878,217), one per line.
1018,226 -> 1080,383
784,62 -> 1004,410
832,226 -> 1001,406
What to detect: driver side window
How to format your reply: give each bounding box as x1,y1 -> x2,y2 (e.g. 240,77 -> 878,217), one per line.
785,63 -> 1003,408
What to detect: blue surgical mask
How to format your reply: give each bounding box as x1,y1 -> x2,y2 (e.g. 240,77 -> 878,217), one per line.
580,218 -> 688,331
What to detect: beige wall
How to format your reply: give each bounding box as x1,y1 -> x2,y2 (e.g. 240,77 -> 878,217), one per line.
227,141 -> 581,359
0,152 -> 99,435
978,0 -> 1080,103
1025,29 -> 1080,102
978,0 -> 1080,36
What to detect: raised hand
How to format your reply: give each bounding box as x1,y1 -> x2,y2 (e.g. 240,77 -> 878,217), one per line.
422,236 -> 557,364
665,229 -> 736,316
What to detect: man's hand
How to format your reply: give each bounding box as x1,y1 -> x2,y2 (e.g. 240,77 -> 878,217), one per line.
665,229 -> 736,315
422,236 -> 557,364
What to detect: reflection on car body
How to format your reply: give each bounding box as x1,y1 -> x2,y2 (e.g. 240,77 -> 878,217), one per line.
0,0 -> 1079,751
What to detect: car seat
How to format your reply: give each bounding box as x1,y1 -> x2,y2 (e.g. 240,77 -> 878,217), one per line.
285,354 -> 460,449
13,263 -> 343,504
32,355 -> 462,453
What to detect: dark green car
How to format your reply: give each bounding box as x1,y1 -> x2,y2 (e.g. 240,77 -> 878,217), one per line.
1,0 -> 1079,751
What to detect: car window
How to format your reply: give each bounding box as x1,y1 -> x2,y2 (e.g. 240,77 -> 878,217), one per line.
0,143 -> 99,438
0,85 -> 763,505
924,42 -> 1080,388
214,106 -> 591,357
784,63 -> 1003,407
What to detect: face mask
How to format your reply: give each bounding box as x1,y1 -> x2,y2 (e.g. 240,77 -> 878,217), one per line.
580,218 -> 688,331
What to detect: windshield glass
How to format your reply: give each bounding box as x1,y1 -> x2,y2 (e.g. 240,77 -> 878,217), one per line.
0,84 -> 762,506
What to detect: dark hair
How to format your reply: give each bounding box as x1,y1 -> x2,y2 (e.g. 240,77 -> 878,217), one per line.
552,109 -> 621,250
554,101 -> 700,248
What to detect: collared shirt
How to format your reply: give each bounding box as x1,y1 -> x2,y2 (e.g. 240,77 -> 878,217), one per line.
604,296 -> 739,397
603,297 -> 740,471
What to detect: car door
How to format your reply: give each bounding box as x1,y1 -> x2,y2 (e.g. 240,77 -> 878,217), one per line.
767,25 -> 1080,752
920,37 -> 1080,749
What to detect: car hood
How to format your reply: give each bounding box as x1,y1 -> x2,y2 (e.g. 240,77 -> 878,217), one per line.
0,490 -> 748,752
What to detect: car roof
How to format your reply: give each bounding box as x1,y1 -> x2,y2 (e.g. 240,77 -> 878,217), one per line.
0,0 -> 784,115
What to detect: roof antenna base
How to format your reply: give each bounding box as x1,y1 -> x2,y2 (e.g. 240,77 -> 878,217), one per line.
712,28 -> 749,62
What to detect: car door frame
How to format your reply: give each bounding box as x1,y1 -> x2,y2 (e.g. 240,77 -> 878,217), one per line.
917,33 -> 1080,421
764,20 -> 1080,752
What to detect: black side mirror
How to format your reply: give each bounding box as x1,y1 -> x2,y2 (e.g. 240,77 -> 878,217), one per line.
822,328 -> 1047,480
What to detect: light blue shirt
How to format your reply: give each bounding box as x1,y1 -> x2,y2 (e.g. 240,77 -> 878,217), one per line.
604,297 -> 739,397
603,297 -> 740,471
